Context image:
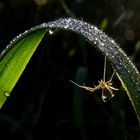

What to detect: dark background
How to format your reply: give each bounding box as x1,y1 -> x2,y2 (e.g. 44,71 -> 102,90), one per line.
0,0 -> 140,140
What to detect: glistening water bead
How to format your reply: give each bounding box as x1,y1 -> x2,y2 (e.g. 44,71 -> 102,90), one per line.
48,29 -> 54,35
4,91 -> 10,97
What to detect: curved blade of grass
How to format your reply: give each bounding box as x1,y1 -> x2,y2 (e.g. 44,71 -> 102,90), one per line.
0,18 -> 140,124
32,18 -> 140,123
0,29 -> 47,108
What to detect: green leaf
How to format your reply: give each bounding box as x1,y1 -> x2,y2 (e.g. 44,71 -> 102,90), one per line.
0,29 -> 47,108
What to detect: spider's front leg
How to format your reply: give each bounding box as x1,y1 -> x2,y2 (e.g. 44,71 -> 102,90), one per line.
69,80 -> 100,92
102,88 -> 115,102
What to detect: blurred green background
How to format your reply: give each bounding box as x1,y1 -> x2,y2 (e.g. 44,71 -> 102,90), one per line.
0,0 -> 140,139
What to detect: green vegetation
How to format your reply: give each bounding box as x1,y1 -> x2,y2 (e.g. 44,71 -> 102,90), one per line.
0,1 -> 140,140
0,29 -> 47,107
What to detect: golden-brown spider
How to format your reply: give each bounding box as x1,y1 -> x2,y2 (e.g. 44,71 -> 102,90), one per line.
70,57 -> 119,102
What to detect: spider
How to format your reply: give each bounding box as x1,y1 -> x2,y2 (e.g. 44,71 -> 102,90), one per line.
70,57 -> 119,102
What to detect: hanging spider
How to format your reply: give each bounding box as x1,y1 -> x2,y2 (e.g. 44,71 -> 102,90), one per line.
70,57 -> 119,102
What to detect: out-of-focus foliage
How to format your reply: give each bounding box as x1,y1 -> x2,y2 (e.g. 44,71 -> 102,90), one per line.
0,0 -> 140,140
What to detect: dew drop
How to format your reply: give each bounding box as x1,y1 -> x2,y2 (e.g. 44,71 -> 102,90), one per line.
117,63 -> 123,70
48,29 -> 54,35
63,24 -> 69,29
100,42 -> 105,47
4,91 -> 10,97
0,50 -> 5,55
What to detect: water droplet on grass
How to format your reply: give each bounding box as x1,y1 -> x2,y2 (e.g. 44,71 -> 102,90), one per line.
48,29 -> 54,35
4,92 -> 10,97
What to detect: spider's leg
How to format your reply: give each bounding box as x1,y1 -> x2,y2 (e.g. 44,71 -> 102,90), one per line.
103,56 -> 107,82
102,88 -> 114,102
108,69 -> 116,82
108,85 -> 119,91
69,80 -> 100,92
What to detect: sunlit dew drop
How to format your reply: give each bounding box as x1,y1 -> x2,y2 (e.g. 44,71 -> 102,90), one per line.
4,91 -> 10,97
48,29 -> 54,35
0,50 -> 5,55
100,42 -> 105,47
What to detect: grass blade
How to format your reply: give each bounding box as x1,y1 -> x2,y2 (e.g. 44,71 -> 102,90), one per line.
34,18 -> 140,123
0,29 -> 47,108
1,17 -> 140,124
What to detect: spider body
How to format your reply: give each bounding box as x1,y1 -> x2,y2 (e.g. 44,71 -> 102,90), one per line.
70,57 -> 119,102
